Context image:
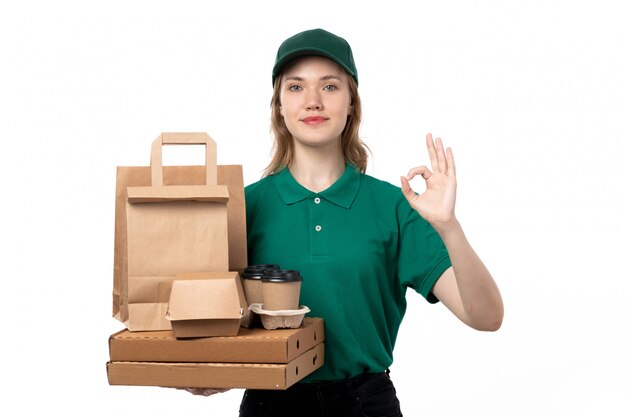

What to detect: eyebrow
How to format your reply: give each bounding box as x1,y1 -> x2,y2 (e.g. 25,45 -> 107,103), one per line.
284,74 -> 344,83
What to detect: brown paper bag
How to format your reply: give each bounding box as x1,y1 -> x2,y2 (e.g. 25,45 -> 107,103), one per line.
112,132 -> 247,331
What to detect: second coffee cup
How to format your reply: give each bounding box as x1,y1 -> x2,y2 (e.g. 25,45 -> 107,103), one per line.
241,264 -> 280,305
261,269 -> 303,311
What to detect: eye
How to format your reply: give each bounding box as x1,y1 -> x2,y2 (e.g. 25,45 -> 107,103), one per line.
323,85 -> 337,91
289,85 -> 302,91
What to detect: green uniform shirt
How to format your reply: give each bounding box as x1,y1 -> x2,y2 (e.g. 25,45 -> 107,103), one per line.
245,164 -> 451,381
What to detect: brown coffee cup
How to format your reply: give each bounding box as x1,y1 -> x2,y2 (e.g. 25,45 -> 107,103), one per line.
241,264 -> 280,305
261,269 -> 303,311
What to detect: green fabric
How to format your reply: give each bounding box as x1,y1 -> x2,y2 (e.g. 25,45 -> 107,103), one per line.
272,28 -> 358,85
245,165 -> 451,381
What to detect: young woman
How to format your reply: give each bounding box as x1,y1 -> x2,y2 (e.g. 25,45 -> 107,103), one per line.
239,28 -> 504,417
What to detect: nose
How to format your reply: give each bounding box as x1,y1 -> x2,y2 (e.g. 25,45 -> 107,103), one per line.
305,89 -> 323,111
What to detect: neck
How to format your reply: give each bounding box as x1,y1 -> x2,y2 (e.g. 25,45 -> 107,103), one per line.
289,143 -> 345,193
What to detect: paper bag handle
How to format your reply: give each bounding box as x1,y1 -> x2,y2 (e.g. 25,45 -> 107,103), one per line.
150,132 -> 217,186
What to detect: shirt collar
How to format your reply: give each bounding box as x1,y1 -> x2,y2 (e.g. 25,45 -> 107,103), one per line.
273,164 -> 361,209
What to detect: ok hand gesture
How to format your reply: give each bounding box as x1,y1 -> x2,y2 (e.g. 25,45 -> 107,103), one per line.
400,133 -> 457,231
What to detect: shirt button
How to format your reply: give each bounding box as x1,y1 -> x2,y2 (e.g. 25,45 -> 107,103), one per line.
315,225 -> 322,232
314,197 -> 321,204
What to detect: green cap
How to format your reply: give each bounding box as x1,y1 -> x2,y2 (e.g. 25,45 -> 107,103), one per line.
272,28 -> 358,86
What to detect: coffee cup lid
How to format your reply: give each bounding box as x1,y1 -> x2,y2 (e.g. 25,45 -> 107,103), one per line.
261,269 -> 303,283
242,264 -> 280,279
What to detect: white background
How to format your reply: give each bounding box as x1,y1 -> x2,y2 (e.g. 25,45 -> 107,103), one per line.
2,1 -> 625,416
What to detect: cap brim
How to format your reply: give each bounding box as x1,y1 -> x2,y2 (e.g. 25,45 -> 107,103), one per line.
272,48 -> 356,83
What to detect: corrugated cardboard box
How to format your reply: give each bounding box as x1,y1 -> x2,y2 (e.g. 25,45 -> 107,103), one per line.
107,318 -> 325,390
166,272 -> 248,338
107,343 -> 324,390
109,317 -> 324,363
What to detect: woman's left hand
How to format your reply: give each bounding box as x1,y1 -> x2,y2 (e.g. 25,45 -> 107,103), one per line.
400,133 -> 457,231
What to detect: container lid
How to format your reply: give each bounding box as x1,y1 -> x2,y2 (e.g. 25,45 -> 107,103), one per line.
166,275 -> 245,320
242,264 -> 280,279
261,269 -> 303,283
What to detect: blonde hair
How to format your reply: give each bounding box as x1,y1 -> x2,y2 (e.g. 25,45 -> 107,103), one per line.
263,74 -> 369,177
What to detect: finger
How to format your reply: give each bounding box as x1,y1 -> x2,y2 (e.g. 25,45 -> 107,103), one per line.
426,133 -> 440,173
405,165 -> 433,181
182,387 -> 227,396
400,176 -> 419,203
435,137 -> 448,174
400,176 -> 413,196
446,147 -> 456,177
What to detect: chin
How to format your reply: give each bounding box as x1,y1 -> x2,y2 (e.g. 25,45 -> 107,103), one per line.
294,133 -> 341,148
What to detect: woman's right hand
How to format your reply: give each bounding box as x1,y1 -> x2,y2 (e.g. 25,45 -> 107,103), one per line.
176,387 -> 231,396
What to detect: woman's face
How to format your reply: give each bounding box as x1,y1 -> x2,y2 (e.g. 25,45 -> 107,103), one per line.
279,56 -> 352,151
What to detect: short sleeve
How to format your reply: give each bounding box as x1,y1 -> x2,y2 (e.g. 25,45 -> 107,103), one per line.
397,203 -> 452,303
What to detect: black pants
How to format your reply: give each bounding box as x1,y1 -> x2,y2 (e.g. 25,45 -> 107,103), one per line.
239,370 -> 402,417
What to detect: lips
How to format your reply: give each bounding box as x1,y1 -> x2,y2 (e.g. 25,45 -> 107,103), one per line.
302,116 -> 327,124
